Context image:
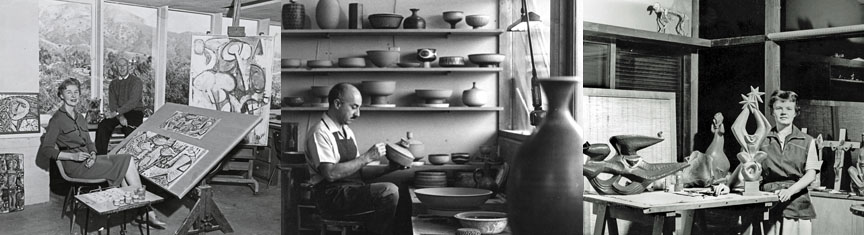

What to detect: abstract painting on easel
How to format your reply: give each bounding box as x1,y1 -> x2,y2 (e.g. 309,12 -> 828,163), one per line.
115,131 -> 208,188
188,36 -> 273,146
0,93 -> 40,134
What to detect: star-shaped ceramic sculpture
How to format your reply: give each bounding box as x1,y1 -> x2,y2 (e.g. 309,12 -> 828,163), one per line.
747,86 -> 765,103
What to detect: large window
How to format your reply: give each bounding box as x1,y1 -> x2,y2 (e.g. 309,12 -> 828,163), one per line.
102,3 -> 157,115
270,25 -> 281,108
165,10 -> 211,105
38,0 -> 92,114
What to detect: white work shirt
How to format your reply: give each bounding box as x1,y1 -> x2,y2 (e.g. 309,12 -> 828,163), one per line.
305,113 -> 358,184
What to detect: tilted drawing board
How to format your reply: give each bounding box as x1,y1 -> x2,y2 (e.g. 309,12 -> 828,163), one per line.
109,103 -> 261,198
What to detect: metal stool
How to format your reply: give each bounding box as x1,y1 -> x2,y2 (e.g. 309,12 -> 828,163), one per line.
319,210 -> 374,235
57,160 -> 107,234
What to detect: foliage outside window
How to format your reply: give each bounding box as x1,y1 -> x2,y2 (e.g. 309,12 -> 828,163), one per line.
37,0 -> 92,114
165,10 -> 211,105
102,3 -> 157,116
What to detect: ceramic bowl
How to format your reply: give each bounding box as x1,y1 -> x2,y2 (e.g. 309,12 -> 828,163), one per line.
439,56 -> 465,67
281,58 -> 302,68
465,15 -> 491,29
367,50 -> 401,68
468,54 -> 506,67
416,89 -> 453,104
428,153 -> 451,165
414,187 -> 492,211
386,143 -> 414,167
338,57 -> 366,68
454,211 -> 508,234
369,13 -> 404,29
284,96 -> 304,107
307,60 -> 333,68
451,153 -> 470,164
360,81 -> 396,97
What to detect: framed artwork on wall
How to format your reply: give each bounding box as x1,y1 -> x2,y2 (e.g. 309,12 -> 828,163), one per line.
0,93 -> 41,135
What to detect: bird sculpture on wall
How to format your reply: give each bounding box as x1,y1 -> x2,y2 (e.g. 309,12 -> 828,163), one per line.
682,112 -> 731,187
647,2 -> 689,36
584,135 -> 690,195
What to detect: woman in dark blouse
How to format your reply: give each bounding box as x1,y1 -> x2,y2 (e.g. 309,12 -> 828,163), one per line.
39,78 -> 166,228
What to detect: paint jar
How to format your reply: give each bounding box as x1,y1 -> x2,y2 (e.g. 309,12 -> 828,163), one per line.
674,171 -> 684,192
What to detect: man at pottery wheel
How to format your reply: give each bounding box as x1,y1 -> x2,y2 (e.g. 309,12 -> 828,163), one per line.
305,83 -> 407,235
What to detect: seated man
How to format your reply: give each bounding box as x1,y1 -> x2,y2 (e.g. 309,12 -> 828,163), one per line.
96,57 -> 145,154
305,83 -> 405,235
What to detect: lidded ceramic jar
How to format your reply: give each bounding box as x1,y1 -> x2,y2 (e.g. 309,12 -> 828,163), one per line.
462,82 -> 487,107
403,132 -> 425,159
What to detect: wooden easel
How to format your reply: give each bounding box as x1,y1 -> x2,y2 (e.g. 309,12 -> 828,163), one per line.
819,129 -> 861,193
176,159 -> 236,234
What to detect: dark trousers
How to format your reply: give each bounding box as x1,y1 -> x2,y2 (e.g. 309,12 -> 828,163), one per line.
95,110 -> 143,155
313,181 -> 400,235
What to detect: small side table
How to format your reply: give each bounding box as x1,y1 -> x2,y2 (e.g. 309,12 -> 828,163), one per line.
75,186 -> 164,235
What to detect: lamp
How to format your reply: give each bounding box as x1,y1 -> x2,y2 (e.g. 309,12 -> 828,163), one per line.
508,0 -> 545,126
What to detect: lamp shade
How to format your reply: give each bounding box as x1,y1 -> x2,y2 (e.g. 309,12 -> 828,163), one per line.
507,12 -> 542,32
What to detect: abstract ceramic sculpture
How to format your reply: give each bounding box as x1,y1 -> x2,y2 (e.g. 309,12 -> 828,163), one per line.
508,78 -> 582,235
832,140 -> 852,193
647,2 -> 688,36
682,112 -> 730,187
417,48 -> 437,68
403,8 -> 426,29
727,86 -> 770,194
583,135 -> 690,195
811,134 -> 825,188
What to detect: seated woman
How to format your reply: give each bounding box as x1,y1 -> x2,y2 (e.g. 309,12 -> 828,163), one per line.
38,78 -> 166,228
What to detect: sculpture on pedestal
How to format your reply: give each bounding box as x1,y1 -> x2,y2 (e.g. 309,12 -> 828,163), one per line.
583,135 -> 689,195
727,87 -> 770,194
849,147 -> 864,196
832,141 -> 851,193
682,112 -> 730,187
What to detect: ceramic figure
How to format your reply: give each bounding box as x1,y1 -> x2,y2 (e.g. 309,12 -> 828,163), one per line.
647,2 -> 688,36
849,148 -> 864,196
832,141 -> 851,193
583,135 -> 690,195
682,112 -> 730,187
811,134 -> 825,188
726,87 -> 770,192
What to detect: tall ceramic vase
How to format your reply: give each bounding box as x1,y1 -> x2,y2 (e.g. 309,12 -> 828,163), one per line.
507,78 -> 583,234
316,0 -> 340,29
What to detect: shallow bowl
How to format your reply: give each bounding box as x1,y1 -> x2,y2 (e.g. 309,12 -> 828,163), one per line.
367,50 -> 401,68
454,211 -> 508,234
468,54 -> 506,67
338,57 -> 366,68
397,62 -> 421,68
428,153 -> 451,165
369,14 -> 404,29
281,58 -> 302,68
414,187 -> 492,211
284,96 -> 304,107
416,89 -> 453,101
307,60 -> 333,68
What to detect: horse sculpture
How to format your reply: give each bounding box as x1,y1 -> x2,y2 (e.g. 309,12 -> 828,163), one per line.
647,2 -> 688,36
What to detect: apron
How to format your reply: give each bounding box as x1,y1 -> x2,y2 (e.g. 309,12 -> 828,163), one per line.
761,180 -> 815,220
312,120 -> 366,216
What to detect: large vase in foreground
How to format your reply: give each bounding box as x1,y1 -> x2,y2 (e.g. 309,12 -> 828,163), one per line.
507,78 -> 583,234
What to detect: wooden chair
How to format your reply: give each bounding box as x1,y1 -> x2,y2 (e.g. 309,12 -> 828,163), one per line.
57,159 -> 107,234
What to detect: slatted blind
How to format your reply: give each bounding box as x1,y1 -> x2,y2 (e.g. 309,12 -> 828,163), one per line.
615,50 -> 683,92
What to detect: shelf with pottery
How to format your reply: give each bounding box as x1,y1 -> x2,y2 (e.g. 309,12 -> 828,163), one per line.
283,107 -> 503,112
281,67 -> 501,73
281,29 -> 504,38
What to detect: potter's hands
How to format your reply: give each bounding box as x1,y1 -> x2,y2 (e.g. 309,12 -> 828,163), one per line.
361,143 -> 387,163
775,188 -> 800,202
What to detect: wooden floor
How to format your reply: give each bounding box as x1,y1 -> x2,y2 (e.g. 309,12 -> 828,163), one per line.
0,182 -> 281,235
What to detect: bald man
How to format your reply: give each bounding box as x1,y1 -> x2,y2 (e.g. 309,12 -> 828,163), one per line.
304,83 -> 405,235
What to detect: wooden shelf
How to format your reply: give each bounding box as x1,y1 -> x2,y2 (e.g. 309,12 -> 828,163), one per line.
825,56 -> 864,68
281,29 -> 504,37
830,78 -> 864,84
283,107 -> 503,112
584,21 -> 711,48
281,67 -> 502,73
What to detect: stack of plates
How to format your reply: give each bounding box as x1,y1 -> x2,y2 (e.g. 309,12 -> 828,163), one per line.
414,171 -> 448,188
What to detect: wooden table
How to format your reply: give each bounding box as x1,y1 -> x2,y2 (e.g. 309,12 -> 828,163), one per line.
75,186 -> 164,235
585,191 -> 778,235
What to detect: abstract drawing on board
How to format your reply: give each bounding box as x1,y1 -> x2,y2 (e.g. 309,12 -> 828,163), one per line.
0,93 -> 40,134
115,131 -> 208,188
161,111 -> 220,139
188,36 -> 273,146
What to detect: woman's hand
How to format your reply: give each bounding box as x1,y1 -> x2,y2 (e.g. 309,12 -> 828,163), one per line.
64,152 -> 90,162
775,188 -> 800,202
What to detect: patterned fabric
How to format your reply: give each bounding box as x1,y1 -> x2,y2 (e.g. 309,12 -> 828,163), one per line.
0,153 -> 24,213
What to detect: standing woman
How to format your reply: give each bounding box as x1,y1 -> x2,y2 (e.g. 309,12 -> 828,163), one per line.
38,78 -> 166,228
759,90 -> 821,235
